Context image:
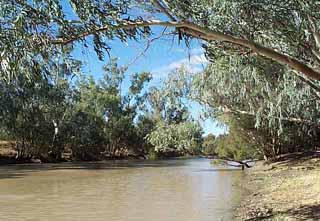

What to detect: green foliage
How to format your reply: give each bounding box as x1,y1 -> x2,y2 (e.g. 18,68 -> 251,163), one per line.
135,115 -> 157,154
163,1 -> 320,159
0,74 -> 75,159
166,0 -> 320,69
66,111 -> 106,161
68,59 -> 152,159
0,0 -> 150,81
215,135 -> 256,161
147,70 -> 190,125
0,129 -> 10,140
213,115 -> 261,161
3,0 -> 320,163
189,55 -> 320,158
202,133 -> 216,156
147,121 -> 203,155
0,58 -> 155,161
0,53 -> 208,161
144,71 -> 204,156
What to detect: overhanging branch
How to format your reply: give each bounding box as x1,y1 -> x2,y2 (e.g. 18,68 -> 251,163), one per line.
51,19 -> 320,81
195,97 -> 320,127
51,20 -> 183,45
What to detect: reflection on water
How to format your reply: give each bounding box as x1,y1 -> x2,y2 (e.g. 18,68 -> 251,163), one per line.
0,159 -> 244,221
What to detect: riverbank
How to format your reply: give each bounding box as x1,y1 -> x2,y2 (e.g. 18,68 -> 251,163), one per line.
0,140 -> 202,164
236,152 -> 320,221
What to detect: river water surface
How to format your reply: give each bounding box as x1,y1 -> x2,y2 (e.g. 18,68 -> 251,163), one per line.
0,158 -> 244,221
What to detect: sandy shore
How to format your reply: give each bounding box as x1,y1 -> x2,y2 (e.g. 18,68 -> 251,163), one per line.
236,152 -> 320,220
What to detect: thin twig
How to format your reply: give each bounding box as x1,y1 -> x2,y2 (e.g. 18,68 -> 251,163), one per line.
123,27 -> 173,69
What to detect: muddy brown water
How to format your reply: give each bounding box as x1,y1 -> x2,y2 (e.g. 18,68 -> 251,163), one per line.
0,158 -> 244,221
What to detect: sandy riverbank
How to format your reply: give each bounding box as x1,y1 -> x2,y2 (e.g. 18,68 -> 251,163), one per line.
236,152 -> 320,221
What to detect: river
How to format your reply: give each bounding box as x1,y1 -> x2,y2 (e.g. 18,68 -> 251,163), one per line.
0,158 -> 244,221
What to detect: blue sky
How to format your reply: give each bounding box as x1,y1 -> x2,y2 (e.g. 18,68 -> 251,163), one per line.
71,32 -> 227,136
64,2 -> 227,136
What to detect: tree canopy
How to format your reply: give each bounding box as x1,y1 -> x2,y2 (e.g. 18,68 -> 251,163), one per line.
1,0 -> 320,162
3,0 -> 320,81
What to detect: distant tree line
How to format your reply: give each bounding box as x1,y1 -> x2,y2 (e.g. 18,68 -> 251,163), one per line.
0,59 -> 204,161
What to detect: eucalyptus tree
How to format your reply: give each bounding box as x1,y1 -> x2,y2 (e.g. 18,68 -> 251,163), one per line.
3,0 -> 320,160
0,74 -> 74,160
189,56 -> 320,158
213,114 -> 264,161
202,133 -> 216,156
3,0 -> 320,83
101,61 -> 152,157
69,59 -> 152,159
147,86 -> 189,124
158,0 -> 320,157
0,0 -> 150,81
145,71 -> 203,156
147,0 -> 320,83
146,121 -> 203,156
146,68 -> 191,125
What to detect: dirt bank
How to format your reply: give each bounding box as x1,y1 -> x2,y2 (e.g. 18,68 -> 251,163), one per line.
236,152 -> 320,221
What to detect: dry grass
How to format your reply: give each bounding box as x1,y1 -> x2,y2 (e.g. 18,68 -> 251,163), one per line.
237,152 -> 320,221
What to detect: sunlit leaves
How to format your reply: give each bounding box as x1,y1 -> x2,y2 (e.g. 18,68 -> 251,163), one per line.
0,0 -> 151,81
166,0 -> 320,68
147,121 -> 203,153
188,54 -> 320,155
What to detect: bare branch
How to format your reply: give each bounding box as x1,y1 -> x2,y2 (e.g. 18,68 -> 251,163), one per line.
124,28 -> 173,68
212,157 -> 253,169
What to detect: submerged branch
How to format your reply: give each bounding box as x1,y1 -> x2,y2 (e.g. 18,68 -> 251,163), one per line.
211,157 -> 254,170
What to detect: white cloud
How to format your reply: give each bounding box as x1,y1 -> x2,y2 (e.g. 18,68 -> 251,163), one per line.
189,47 -> 205,55
152,53 -> 208,79
168,54 -> 207,69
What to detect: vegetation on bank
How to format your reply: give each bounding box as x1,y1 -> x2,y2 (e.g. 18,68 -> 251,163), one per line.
0,60 -> 205,162
1,1 -> 320,164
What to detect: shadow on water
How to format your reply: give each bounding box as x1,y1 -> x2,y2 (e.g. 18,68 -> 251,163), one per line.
0,158 -> 245,180
195,168 -> 243,172
0,173 -> 27,179
0,159 -> 192,180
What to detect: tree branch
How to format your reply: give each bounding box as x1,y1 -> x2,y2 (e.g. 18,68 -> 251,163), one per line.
51,19 -> 320,81
51,20 -> 183,45
212,157 -> 253,169
195,97 -> 320,127
222,107 -> 320,127
294,71 -> 320,99
123,28 -> 173,68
